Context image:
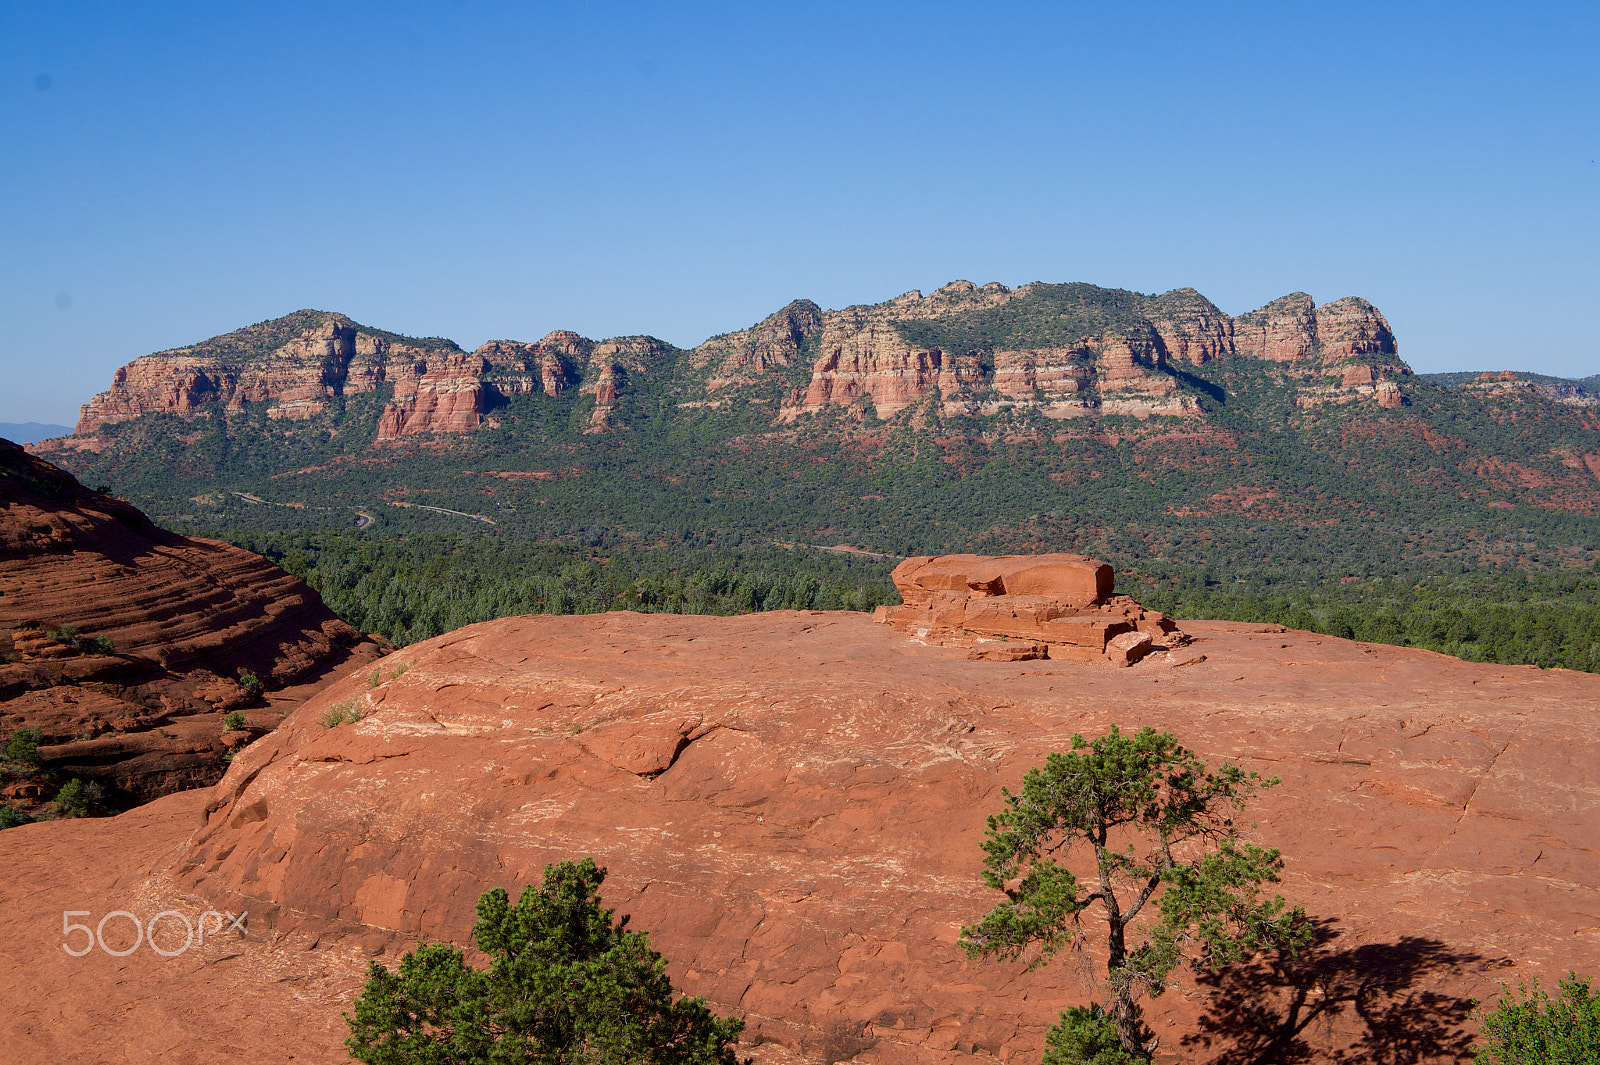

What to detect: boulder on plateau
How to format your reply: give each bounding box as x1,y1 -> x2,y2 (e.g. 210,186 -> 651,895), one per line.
883,553 -> 1178,662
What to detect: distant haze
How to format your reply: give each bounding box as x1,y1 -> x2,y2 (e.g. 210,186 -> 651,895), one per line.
0,423 -> 73,444
2,2 -> 1596,424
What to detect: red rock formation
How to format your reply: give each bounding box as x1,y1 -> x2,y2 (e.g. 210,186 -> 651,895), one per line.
375,354 -> 491,438
696,300 -> 826,392
45,283 -> 1416,458
882,553 -> 1177,664
1,610 -> 1592,1064
1233,292 -> 1409,408
580,336 -> 672,431
1232,292 -> 1319,363
752,283 -> 1208,423
0,440 -> 382,804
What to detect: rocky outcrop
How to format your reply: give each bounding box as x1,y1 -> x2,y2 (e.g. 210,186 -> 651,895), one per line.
68,313 -> 458,437
376,334 -> 585,439
60,312 -> 593,446
0,440 -> 383,805
760,282 -> 1208,422
881,553 -> 1180,664
695,300 -> 826,392
1454,371 -> 1600,408
1,609 -> 1592,1064
579,336 -> 674,431
1232,293 -> 1410,407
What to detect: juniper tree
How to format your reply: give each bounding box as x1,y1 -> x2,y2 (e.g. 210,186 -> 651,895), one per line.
346,858 -> 744,1064
961,726 -> 1308,1063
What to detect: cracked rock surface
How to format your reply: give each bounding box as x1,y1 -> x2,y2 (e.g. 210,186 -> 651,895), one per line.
0,611 -> 1595,1063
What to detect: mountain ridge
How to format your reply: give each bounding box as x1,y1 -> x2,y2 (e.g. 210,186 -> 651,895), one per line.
29,279 -> 1600,610
50,281 -> 1412,445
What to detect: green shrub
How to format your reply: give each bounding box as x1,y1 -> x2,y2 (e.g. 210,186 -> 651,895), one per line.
52,778 -> 102,818
88,635 -> 115,654
345,858 -> 743,1064
1474,972 -> 1600,1064
319,699 -> 361,728
0,805 -> 31,830
4,726 -> 43,766
1044,1006 -> 1137,1065
222,710 -> 248,731
237,670 -> 261,694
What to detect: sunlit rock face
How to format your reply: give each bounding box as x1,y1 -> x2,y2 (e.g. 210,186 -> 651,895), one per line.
4,605 -> 1589,1063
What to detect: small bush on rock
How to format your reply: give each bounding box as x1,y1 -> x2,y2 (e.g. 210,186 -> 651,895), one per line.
51,778 -> 102,818
0,805 -> 31,830
4,726 -> 42,766
222,711 -> 247,731
1474,972 -> 1600,1064
1043,1006 -> 1137,1065
346,858 -> 745,1064
319,699 -> 361,728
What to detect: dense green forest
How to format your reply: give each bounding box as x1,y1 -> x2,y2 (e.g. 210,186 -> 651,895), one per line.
174,522 -> 1600,675
197,528 -> 899,645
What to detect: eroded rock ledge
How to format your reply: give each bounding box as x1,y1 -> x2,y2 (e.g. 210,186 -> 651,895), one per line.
0,439 -> 384,807
880,553 -> 1183,665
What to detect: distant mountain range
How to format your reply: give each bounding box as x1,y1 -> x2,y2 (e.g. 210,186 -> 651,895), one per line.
0,422 -> 72,444
1420,370 -> 1600,406
29,281 -> 1600,588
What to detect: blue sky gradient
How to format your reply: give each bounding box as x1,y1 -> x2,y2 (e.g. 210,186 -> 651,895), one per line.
3,1 -> 1597,424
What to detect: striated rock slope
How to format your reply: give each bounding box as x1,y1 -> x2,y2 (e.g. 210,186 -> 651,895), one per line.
0,608 -> 1593,1064
0,439 -> 383,804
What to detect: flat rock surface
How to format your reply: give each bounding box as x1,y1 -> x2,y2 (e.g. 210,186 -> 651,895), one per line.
1,611 -> 1595,1064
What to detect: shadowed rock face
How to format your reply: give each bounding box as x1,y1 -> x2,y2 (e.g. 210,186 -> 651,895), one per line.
0,439 -> 383,804
1,610 -> 1591,1064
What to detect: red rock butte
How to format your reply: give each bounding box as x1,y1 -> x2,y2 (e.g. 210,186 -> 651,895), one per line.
0,607 -> 1594,1064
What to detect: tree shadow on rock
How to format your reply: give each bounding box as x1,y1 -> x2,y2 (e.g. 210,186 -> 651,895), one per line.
1181,917 -> 1502,1065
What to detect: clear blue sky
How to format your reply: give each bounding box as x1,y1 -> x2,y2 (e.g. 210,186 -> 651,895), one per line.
2,0 -> 1596,425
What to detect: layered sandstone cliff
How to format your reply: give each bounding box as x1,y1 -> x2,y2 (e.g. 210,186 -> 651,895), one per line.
63,312 -> 591,446
1,609 -> 1591,1063
48,282 -> 1413,456
0,439 -> 382,804
695,281 -> 1404,422
1232,293 -> 1408,408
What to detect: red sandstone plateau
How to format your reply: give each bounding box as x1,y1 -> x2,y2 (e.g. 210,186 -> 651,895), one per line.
0,439 -> 383,805
0,603 -> 1594,1064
